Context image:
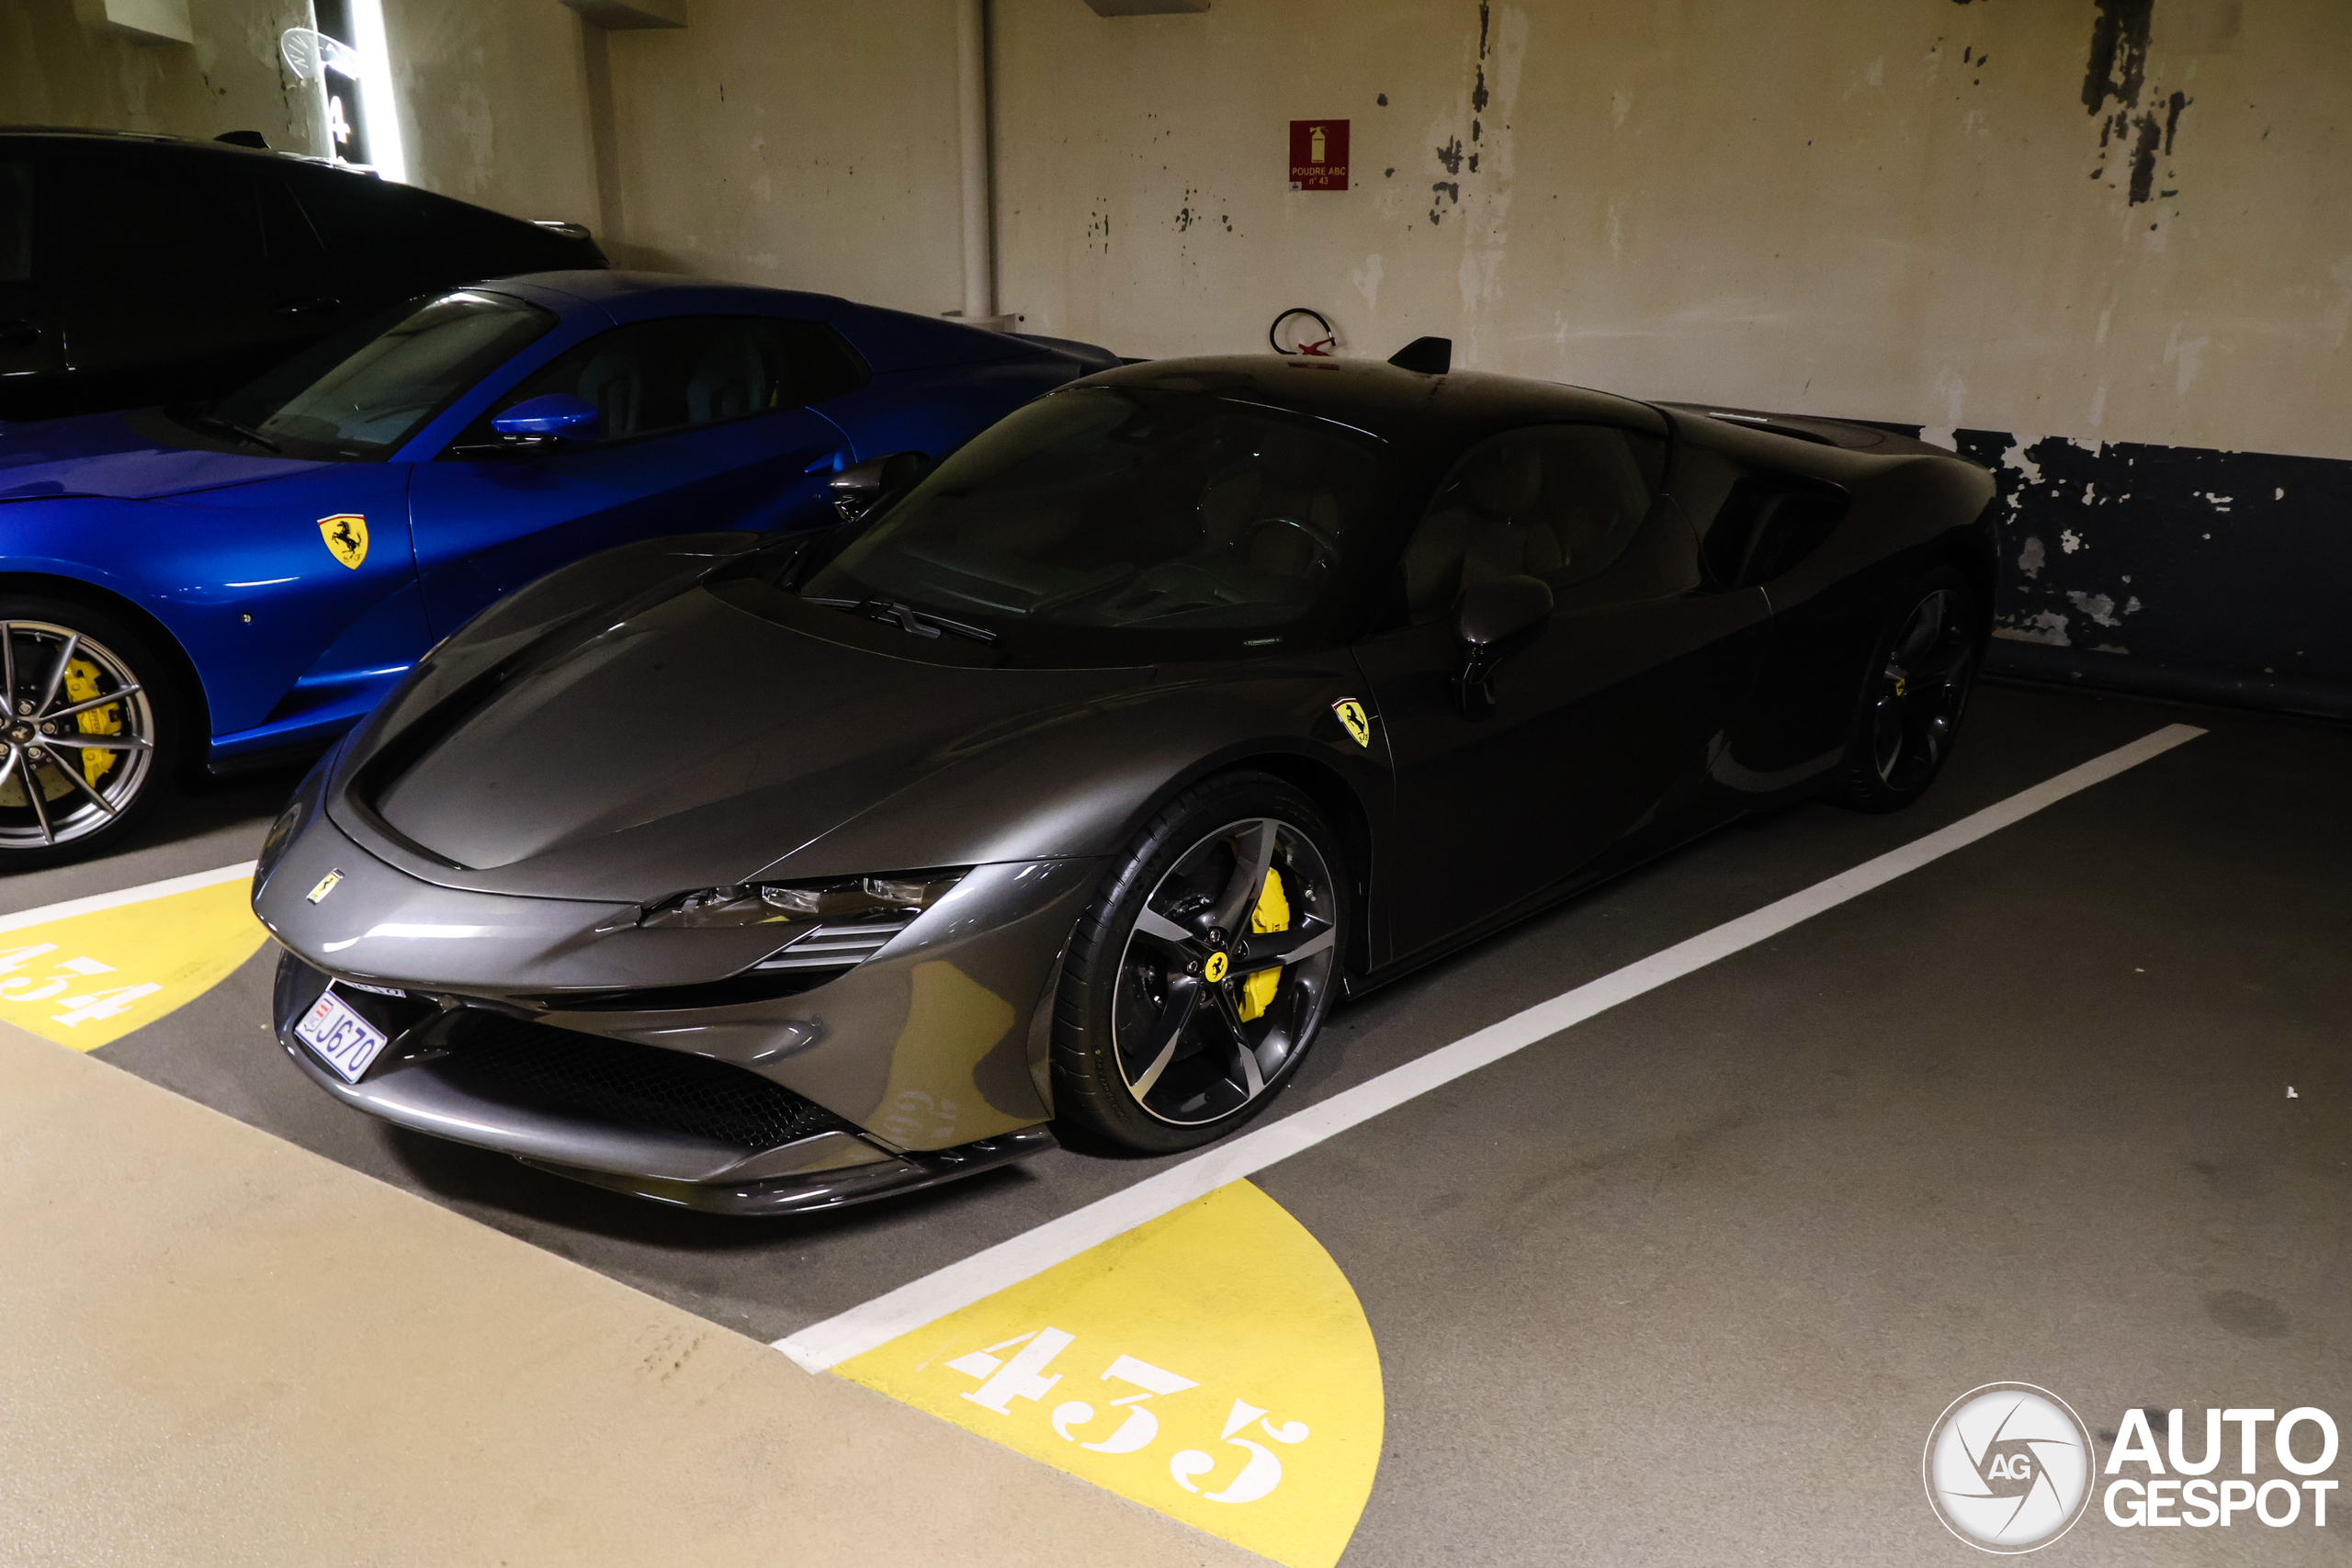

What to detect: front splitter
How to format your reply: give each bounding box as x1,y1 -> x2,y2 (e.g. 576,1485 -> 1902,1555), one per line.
517,1125 -> 1058,1215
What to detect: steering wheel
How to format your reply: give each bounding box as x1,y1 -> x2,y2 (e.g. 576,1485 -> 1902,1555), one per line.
1233,514 -> 1340,575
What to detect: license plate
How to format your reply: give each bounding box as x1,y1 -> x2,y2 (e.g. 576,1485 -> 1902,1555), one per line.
295,988 -> 390,1085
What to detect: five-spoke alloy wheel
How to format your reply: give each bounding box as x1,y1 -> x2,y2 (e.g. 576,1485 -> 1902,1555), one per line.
0,599 -> 174,865
1056,775 -> 1344,1153
1835,569 -> 1982,812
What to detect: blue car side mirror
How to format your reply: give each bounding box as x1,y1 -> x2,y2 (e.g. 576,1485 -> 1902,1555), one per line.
492,393 -> 600,441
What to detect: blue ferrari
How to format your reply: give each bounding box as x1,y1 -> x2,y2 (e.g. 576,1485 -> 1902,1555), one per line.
0,270 -> 1114,864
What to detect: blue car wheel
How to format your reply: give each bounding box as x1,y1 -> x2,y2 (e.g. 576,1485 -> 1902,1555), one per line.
0,600 -> 172,865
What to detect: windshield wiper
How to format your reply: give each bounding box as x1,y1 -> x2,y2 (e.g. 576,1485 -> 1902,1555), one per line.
179,409 -> 282,454
805,595 -> 998,645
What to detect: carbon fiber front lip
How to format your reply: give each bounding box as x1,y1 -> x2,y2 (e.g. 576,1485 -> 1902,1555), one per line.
517,1126 -> 1057,1216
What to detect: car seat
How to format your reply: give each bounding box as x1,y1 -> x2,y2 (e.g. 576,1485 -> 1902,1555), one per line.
687,338 -> 766,424
1402,439 -> 1565,617
575,347 -> 645,440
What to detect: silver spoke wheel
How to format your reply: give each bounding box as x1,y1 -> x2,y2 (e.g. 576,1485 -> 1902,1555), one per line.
0,620 -> 156,851
1865,588 -> 1973,795
1110,815 -> 1339,1126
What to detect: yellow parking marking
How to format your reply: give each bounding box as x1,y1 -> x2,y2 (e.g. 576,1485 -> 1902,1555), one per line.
0,868 -> 267,1051
839,1179 -> 1382,1568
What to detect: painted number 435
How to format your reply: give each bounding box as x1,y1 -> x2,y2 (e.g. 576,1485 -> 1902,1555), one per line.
947,1327 -> 1310,1505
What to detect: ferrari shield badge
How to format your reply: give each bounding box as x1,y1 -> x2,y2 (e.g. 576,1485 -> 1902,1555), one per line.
1332,698 -> 1373,748
306,869 -> 344,904
318,513 -> 368,570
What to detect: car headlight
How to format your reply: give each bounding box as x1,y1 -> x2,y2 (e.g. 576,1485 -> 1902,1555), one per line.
640,871 -> 971,978
641,871 -> 967,930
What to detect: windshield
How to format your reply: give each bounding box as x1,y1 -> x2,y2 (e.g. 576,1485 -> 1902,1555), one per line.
800,387 -> 1394,664
199,289 -> 554,460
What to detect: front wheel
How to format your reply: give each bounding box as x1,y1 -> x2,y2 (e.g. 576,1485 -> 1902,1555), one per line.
1831,569 -> 1982,812
0,599 -> 177,867
1053,773 -> 1345,1154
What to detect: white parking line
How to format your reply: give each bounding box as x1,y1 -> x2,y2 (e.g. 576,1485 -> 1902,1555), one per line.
0,862 -> 257,934
775,723 -> 2205,1373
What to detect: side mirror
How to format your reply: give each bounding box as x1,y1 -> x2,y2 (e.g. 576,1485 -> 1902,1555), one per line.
1452,574 -> 1553,719
828,450 -> 932,522
492,392 -> 600,444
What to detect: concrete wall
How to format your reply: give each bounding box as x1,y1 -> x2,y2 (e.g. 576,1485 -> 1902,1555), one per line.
995,0 -> 2351,468
0,0 -> 320,151
592,0 -> 964,309
379,0 -> 600,231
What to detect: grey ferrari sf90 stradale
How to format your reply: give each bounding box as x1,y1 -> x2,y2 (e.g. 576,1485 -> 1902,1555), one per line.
253,340 -> 1996,1214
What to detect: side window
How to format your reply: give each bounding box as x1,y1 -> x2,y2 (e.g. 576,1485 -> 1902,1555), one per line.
288,174 -> 456,275
294,175 -> 578,285
0,160 -> 33,284
256,175 -> 327,267
458,316 -> 868,447
1699,474 -> 1849,588
1402,424 -> 1665,621
52,155 -> 264,280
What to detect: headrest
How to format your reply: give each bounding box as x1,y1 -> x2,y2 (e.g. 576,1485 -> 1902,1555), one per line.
1466,443 -> 1542,516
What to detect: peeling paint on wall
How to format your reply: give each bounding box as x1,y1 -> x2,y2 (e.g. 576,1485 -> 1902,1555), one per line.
1901,424 -> 2352,716
2083,0 -> 2193,207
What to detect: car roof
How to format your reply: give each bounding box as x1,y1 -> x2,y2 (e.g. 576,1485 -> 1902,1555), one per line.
1078,354 -> 1668,448
490,269 -> 838,313
471,274 -> 1082,376
0,125 -> 336,168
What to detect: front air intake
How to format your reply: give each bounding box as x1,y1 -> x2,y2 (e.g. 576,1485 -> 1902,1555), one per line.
435,1010 -> 853,1149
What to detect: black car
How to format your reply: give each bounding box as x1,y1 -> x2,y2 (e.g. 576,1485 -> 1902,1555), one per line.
252,341 -> 1997,1215
0,128 -> 603,422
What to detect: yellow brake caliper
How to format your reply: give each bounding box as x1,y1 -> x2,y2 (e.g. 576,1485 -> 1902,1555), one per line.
1236,866 -> 1290,1021
62,658 -> 120,788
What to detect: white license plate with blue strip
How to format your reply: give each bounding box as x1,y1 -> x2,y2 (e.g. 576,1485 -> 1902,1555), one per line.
294,988 -> 389,1084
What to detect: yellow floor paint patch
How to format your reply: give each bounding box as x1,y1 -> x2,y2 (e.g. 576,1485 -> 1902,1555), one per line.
838,1179 -> 1382,1568
0,876 -> 267,1050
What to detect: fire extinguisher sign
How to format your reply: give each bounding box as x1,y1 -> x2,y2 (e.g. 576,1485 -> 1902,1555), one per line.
1288,120 -> 1350,191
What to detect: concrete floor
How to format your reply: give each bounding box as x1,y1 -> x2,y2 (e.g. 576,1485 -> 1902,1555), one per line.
4,680 -> 2346,1564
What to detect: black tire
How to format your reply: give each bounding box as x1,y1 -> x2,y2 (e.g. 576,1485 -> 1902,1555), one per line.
1831,568 -> 1982,812
1053,773 -> 1346,1155
0,596 -> 181,869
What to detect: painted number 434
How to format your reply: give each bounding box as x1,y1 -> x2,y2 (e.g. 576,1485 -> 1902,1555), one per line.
948,1327 -> 1310,1505
0,942 -> 160,1025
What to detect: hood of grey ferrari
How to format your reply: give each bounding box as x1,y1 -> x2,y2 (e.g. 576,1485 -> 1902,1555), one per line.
336,584 -> 1153,903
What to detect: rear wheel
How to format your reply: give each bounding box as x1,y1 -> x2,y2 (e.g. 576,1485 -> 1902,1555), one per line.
1054,774 -> 1344,1154
0,599 -> 177,867
1832,569 -> 1980,812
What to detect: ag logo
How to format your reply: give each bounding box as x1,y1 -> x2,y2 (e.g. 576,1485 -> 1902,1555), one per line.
318,513 -> 368,570
1203,951 -> 1230,983
1924,1383 -> 2094,1553
1330,698 -> 1372,749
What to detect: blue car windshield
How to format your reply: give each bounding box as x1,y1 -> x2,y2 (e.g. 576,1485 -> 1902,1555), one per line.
206,289 -> 554,461
800,387 -> 1394,665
